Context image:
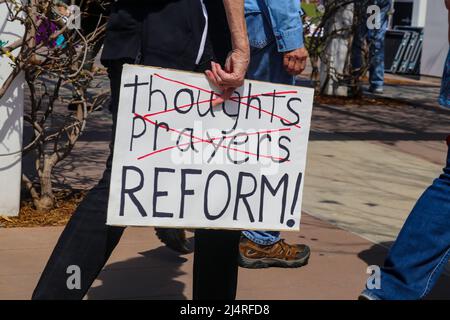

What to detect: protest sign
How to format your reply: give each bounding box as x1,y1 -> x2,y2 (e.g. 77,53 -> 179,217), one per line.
107,64 -> 314,231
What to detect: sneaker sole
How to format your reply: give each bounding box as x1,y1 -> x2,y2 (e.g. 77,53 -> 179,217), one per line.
238,251 -> 310,269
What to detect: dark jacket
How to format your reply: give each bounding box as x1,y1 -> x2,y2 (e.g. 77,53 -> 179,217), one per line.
101,0 -> 230,71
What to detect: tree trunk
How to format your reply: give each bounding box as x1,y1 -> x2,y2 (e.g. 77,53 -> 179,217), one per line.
34,162 -> 55,211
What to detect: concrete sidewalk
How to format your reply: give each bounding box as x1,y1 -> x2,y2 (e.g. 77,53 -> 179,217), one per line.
1,213 -> 450,300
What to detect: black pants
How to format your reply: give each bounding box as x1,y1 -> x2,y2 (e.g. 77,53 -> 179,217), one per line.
32,59 -> 241,300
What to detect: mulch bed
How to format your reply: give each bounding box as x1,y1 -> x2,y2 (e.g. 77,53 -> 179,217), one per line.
314,94 -> 409,107
0,190 -> 86,228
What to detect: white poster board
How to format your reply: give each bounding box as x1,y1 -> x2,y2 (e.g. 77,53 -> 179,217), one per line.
107,64 -> 314,231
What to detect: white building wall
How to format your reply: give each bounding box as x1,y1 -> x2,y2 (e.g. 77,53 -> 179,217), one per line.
413,0 -> 428,27
0,4 -> 25,216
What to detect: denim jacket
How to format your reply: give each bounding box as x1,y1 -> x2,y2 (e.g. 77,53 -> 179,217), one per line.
245,0 -> 304,52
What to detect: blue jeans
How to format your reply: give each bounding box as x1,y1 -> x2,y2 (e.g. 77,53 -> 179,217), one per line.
246,40 -> 295,86
362,137 -> 450,300
242,230 -> 281,246
242,39 -> 295,246
352,0 -> 391,89
439,48 -> 450,108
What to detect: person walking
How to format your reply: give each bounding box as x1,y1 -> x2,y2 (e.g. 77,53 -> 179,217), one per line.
32,0 -> 250,300
360,0 -> 450,300
352,0 -> 392,94
238,0 -> 311,269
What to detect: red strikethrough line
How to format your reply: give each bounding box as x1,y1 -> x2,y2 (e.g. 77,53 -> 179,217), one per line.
134,113 -> 291,162
153,73 -> 301,128
143,90 -> 298,119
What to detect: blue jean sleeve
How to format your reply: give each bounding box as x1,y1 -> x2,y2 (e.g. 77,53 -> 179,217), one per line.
262,0 -> 304,52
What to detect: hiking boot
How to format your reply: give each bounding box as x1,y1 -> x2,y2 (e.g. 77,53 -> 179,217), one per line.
239,237 -> 310,269
155,228 -> 192,254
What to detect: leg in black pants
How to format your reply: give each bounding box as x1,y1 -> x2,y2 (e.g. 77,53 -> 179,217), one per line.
32,60 -> 129,300
191,0 -> 241,300
193,229 -> 241,300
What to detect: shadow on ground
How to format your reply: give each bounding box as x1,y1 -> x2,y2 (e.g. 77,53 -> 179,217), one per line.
21,108 -> 113,190
358,242 -> 450,300
87,242 -> 193,300
311,103 -> 450,142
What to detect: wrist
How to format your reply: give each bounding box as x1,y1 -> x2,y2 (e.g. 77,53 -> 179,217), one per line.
232,38 -> 249,55
231,43 -> 250,62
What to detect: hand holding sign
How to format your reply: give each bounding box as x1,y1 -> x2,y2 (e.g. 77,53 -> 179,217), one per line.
205,48 -> 249,106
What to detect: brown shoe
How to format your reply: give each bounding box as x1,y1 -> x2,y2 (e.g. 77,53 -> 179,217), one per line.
239,237 -> 310,269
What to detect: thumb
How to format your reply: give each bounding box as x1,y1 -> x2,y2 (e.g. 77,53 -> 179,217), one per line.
221,87 -> 234,102
211,87 -> 234,107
